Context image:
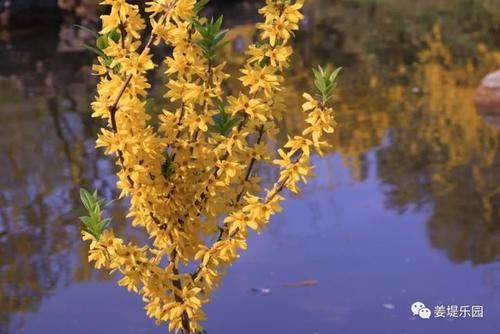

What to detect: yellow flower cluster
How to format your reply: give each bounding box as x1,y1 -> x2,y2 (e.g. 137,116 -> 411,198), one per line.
82,0 -> 337,333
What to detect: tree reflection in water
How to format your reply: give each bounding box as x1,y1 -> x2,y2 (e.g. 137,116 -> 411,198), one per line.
0,27 -> 125,331
377,26 -> 500,264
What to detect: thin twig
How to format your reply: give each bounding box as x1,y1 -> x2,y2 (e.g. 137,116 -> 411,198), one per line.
191,149 -> 305,281
186,114 -> 250,216
267,150 -> 304,202
109,75 -> 133,131
235,124 -> 265,203
170,251 -> 192,334
105,3 -> 177,225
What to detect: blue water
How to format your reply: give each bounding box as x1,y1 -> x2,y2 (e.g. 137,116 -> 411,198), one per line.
6,153 -> 499,334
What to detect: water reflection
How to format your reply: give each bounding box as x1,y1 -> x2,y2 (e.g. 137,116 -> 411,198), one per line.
376,26 -> 500,264
0,0 -> 500,333
0,24 -> 123,331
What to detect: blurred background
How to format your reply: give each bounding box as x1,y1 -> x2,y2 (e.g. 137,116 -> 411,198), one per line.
0,0 -> 500,333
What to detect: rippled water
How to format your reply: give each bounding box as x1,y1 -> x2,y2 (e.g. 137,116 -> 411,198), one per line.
1,1 -> 500,333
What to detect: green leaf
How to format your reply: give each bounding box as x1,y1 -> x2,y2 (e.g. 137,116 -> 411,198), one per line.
79,216 -> 93,227
329,66 -> 342,83
194,15 -> 227,61
108,28 -> 121,44
80,188 -> 93,210
314,77 -> 326,93
74,24 -> 99,38
96,35 -> 108,51
210,100 -> 238,137
214,15 -> 223,32
79,188 -> 111,240
113,62 -> 122,74
84,44 -> 105,57
194,0 -> 210,14
144,98 -> 155,115
92,201 -> 101,216
318,65 -> 325,77
312,67 -> 322,83
312,65 -> 342,104
104,199 -> 117,208
102,57 -> 112,67
213,30 -> 228,45
162,152 -> 175,178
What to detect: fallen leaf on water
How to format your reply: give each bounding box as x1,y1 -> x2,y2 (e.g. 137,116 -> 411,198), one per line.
283,279 -> 319,288
251,288 -> 271,294
383,303 -> 396,310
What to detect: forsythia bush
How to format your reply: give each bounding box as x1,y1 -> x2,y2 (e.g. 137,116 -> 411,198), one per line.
79,0 -> 339,332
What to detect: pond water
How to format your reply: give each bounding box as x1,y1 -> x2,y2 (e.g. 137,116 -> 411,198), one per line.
1,1 -> 500,334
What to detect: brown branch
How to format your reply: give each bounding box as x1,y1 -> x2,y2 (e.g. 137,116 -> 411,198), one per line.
168,103 -> 187,163
185,114 -> 250,217
107,18 -> 159,123
235,124 -> 265,203
191,1 -> 290,207
189,0 -> 300,293
267,150 -> 304,202
119,21 -> 126,49
108,74 -> 135,187
109,75 -> 133,131
170,251 -> 192,334
191,149 -> 305,281
108,0 -> 176,125
189,61 -> 213,155
164,14 -> 197,165
104,4 -> 177,228
188,1 -> 301,289
171,2 -> 289,218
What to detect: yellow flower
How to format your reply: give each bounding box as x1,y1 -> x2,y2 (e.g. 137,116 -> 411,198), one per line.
246,45 -> 267,64
165,53 -> 197,79
118,271 -> 141,292
265,45 -> 293,68
145,0 -> 168,15
82,231 -> 98,249
273,148 -> 293,168
284,136 -> 312,157
282,0 -> 304,25
225,211 -> 253,233
250,142 -> 271,161
257,16 -> 294,46
302,92 -> 319,111
99,230 -> 123,256
240,65 -> 281,97
258,0 -> 280,20
165,79 -> 187,102
121,52 -> 155,75
88,249 -> 108,269
228,93 -> 267,121
122,4 -> 145,39
182,83 -> 205,104
81,0 -> 329,332
280,160 -> 312,193
303,123 -> 324,143
185,111 -> 209,135
100,7 -> 120,35
173,0 -> 196,19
